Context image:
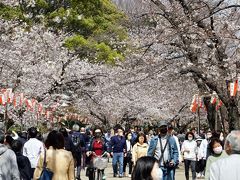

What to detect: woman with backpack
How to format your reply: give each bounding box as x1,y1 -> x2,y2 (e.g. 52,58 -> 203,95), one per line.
86,127 -> 110,180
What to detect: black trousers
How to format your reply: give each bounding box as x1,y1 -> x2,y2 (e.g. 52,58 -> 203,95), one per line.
196,159 -> 205,173
123,156 -> 133,175
87,167 -> 104,180
30,168 -> 35,178
184,159 -> 196,180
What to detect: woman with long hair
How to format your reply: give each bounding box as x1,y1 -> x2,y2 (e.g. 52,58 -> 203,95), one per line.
132,156 -> 162,180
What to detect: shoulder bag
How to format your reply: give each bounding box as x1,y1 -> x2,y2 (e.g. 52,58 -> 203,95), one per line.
38,149 -> 54,180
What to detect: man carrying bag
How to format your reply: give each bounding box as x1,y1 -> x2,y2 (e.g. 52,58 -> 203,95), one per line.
147,121 -> 179,180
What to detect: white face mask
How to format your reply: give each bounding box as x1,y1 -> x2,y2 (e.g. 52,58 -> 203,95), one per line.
213,146 -> 223,154
219,136 -> 224,141
188,137 -> 193,141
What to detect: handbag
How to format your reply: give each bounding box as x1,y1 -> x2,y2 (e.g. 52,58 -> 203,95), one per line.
126,141 -> 132,159
38,149 -> 54,180
126,151 -> 132,159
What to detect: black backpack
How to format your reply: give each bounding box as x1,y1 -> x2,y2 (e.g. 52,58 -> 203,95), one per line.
71,132 -> 81,147
71,132 -> 86,153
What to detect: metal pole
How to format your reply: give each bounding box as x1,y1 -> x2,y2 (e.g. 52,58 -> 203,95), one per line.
215,108 -> 218,131
198,107 -> 200,135
4,104 -> 8,133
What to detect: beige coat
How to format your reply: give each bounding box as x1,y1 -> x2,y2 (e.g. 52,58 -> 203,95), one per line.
132,142 -> 149,165
33,147 -> 74,180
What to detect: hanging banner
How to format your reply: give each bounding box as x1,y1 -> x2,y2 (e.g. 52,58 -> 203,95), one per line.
45,110 -> 52,119
25,99 -> 33,111
6,88 -> 12,102
31,99 -> 37,111
38,103 -> 43,113
0,88 -> 88,124
19,93 -> 24,106
190,94 -> 198,112
8,90 -> 14,103
198,97 -> 204,108
0,94 -> 7,106
216,100 -> 223,111
238,78 -> 240,92
230,81 -> 238,96
210,96 -> 217,104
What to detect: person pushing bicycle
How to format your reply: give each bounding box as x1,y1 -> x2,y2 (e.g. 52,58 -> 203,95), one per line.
86,127 -> 110,180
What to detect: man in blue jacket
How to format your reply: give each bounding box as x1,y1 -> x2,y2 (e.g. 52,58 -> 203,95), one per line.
147,121 -> 179,180
110,127 -> 126,178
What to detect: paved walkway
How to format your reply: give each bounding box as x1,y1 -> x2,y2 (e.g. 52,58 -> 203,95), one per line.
80,163 -> 188,180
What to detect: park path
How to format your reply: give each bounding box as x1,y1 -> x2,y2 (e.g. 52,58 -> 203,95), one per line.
80,162 -> 188,180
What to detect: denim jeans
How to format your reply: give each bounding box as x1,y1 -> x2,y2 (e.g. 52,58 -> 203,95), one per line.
161,167 -> 175,180
112,152 -> 124,176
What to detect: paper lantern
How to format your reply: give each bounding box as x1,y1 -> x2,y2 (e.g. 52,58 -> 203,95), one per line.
230,81 -> 238,96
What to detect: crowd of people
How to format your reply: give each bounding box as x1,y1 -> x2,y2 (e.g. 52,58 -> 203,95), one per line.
0,120 -> 240,180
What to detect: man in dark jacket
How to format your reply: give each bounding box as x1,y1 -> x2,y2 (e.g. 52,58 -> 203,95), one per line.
59,127 -> 74,153
0,129 -> 20,180
110,127 -> 126,178
71,124 -> 86,180
12,140 -> 32,180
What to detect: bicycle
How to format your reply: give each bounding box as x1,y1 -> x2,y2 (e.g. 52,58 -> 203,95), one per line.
88,151 -> 109,180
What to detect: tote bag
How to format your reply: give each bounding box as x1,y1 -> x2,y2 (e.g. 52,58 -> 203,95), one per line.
38,149 -> 54,180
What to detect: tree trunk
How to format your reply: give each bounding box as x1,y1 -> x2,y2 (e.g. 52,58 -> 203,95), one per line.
226,98 -> 240,130
204,97 -> 216,130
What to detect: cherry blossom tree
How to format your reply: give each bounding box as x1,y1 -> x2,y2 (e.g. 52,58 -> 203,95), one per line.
114,0 -> 240,131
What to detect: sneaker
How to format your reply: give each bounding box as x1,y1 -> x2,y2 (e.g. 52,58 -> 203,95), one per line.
113,174 -> 117,177
197,173 -> 201,178
128,174 -> 132,178
102,175 -> 106,180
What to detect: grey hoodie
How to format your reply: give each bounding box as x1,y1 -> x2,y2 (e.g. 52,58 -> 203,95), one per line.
0,144 -> 20,180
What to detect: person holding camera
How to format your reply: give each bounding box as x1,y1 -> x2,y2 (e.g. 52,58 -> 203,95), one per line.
147,121 -> 179,180
181,132 -> 198,180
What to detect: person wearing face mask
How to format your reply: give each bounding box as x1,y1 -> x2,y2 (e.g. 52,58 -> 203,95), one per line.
204,138 -> 227,180
123,132 -> 133,177
110,127 -> 126,178
195,138 -> 205,178
209,130 -> 240,180
198,130 -> 212,178
86,127 -> 110,180
181,132 -> 198,180
147,121 -> 179,180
